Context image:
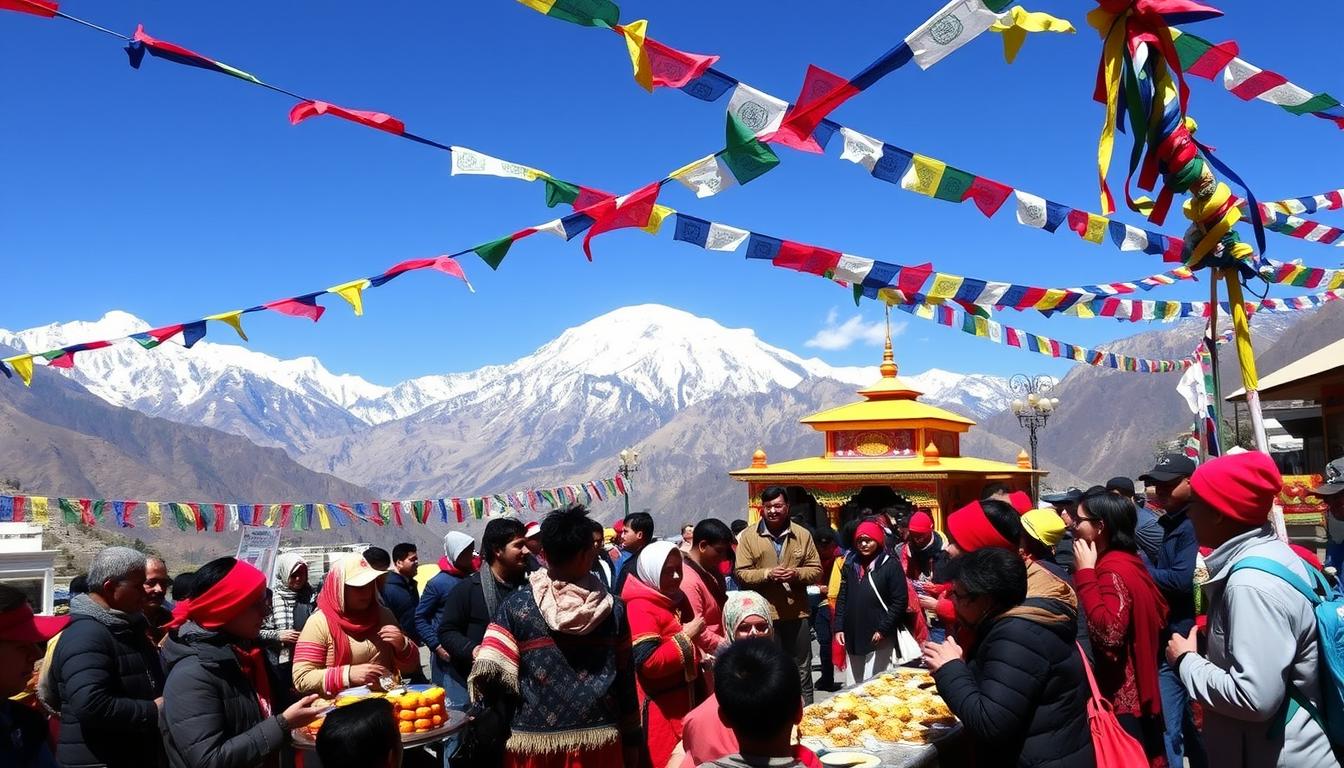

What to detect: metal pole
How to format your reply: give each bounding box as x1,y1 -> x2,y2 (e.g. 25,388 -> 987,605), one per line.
1028,423 -> 1040,501
622,476 -> 630,517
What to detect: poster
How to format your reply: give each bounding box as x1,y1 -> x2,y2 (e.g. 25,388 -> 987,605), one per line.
1280,474 -> 1328,526
235,526 -> 282,581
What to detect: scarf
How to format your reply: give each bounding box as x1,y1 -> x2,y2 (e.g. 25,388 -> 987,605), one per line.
275,552 -> 307,582
721,590 -> 771,643
635,541 -> 679,588
947,501 -> 1015,552
316,558 -> 384,667
168,561 -> 265,631
232,644 -> 275,716
529,568 -> 612,636
1000,561 -> 1077,629
1097,549 -> 1169,718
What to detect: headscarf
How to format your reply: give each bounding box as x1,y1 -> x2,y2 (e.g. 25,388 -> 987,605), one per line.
275,552 -> 307,586
443,531 -> 475,560
635,541 -> 679,588
721,591 -> 772,643
316,556 -> 386,667
167,561 -> 266,631
907,512 -> 934,535
946,500 -> 1015,552
855,521 -> 887,550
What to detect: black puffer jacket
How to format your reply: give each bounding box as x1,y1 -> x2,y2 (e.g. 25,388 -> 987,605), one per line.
52,594 -> 166,768
160,623 -> 293,768
932,599 -> 1095,768
437,570 -> 526,680
834,552 -> 909,656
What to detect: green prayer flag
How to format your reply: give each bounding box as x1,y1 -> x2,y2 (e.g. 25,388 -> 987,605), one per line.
722,114 -> 781,186
934,167 -> 975,203
58,498 -> 80,524
543,178 -> 581,208
473,236 -> 514,270
1282,93 -> 1341,116
525,0 -> 620,28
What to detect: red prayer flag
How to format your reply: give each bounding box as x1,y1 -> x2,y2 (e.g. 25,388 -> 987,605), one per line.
78,498 -> 95,526
213,503 -> 227,532
644,36 -> 719,88
897,262 -> 934,296
580,182 -> 661,261
963,177 -> 1013,218
187,502 -> 205,532
289,100 -> 406,136
264,296 -> 325,322
1185,39 -> 1239,80
1,0 -> 57,17
391,501 -> 404,527
773,241 -> 841,276
12,495 -> 25,522
767,65 -> 858,154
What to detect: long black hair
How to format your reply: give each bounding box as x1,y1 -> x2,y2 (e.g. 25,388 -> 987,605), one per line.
1078,490 -> 1138,553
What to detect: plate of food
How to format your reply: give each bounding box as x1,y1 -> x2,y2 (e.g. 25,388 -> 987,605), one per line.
292,685 -> 468,749
800,672 -> 958,748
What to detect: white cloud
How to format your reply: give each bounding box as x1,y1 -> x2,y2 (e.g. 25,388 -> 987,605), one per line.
805,309 -> 906,350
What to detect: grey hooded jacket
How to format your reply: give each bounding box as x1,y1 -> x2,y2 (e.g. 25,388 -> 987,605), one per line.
1177,526 -> 1338,767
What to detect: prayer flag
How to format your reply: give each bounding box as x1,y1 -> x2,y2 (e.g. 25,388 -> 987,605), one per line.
904,0 -> 1007,69
963,176 -> 1013,217
329,279 -> 370,316
450,147 -> 545,181
671,214 -> 750,252
1066,210 -> 1109,243
368,255 -> 471,289
580,182 -> 661,260
204,311 -> 249,341
726,84 -> 788,138
838,128 -> 884,172
768,65 -> 858,153
672,115 -> 779,197
1,0 -> 57,17
263,294 -> 325,322
31,497 -> 47,525
988,7 -> 1074,64
643,36 -> 718,89
124,25 -> 261,85
57,498 -> 79,525
617,20 -> 653,91
5,354 -> 33,386
289,101 -> 406,136
516,0 -> 619,27
1013,191 -> 1069,232
1171,31 -> 1239,80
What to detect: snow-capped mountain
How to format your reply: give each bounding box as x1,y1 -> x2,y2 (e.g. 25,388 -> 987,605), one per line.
0,305 -> 1011,459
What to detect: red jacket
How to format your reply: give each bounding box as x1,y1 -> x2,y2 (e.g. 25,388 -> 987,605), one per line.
679,559 -> 727,655
623,575 -> 701,768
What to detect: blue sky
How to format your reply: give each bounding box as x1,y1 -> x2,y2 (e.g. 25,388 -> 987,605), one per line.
2,0 -> 1341,384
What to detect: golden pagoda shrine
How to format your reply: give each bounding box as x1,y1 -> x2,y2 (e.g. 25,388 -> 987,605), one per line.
730,334 -> 1041,531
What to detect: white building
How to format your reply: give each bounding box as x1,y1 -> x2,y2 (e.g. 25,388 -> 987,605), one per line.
0,522 -> 58,613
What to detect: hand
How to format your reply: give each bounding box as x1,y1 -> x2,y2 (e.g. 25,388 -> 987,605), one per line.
350,663 -> 390,686
918,594 -> 940,612
1165,627 -> 1199,666
155,696 -> 164,710
378,624 -> 406,648
768,567 -> 790,582
281,694 -> 326,730
683,616 -> 707,639
1073,539 -> 1098,571
834,631 -> 845,648
279,629 -> 301,644
921,637 -> 963,673
778,567 -> 797,582
871,631 -> 884,646
436,647 -> 452,663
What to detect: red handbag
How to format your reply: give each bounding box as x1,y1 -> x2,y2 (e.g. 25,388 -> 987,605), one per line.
1077,643 -> 1149,767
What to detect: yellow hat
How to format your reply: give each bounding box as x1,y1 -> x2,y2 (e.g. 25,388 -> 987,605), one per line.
1021,508 -> 1065,549
603,527 -> 617,543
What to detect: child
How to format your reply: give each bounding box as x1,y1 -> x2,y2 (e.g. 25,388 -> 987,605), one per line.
700,638 -> 806,768
316,698 -> 404,768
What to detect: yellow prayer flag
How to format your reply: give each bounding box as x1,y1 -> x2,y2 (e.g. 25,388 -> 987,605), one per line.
266,504 -> 281,527
642,204 -> 675,235
1073,302 -> 1095,319
1163,302 -> 1182,321
4,355 -> 34,387
329,279 -> 371,316
147,502 -> 161,528
1072,346 -> 1087,362
205,310 -> 249,341
1083,213 -> 1108,244
517,0 -> 558,15
914,303 -> 936,320
1329,272 -> 1344,290
927,273 -> 964,300
620,19 -> 653,92
31,496 -> 48,524
973,317 -> 990,337
316,503 -> 332,531
990,7 -> 1075,64
1033,289 -> 1068,311
901,155 -> 946,197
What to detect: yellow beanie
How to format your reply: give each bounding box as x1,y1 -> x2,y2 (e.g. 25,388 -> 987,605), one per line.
1022,508 -> 1065,549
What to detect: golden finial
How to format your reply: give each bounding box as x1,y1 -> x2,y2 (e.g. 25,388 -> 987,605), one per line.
880,304 -> 898,378
751,448 -> 768,468
1017,449 -> 1032,469
923,441 -> 941,466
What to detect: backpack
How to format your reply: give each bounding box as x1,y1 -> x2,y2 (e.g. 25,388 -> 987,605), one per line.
1229,555 -> 1344,747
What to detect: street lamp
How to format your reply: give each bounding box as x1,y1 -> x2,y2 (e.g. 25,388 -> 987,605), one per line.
1009,374 -> 1059,500
618,448 -> 640,517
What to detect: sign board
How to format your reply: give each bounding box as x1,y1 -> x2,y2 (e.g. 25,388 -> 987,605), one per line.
235,526 -> 282,582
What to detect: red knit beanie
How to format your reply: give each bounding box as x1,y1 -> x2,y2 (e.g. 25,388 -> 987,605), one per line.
1007,491 -> 1033,516
907,511 -> 934,535
946,501 -> 1014,552
1190,451 -> 1282,526
855,520 -> 887,548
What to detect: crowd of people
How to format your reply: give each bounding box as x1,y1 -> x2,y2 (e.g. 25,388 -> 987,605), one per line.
3,451 -> 1343,768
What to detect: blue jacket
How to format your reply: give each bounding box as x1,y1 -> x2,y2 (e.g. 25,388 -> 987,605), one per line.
381,571 -> 421,645
415,568 -> 469,653
1147,504 -> 1198,635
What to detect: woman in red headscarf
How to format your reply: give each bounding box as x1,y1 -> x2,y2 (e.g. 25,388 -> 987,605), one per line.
161,556 -> 328,768
293,556 -> 420,696
835,519 -> 911,684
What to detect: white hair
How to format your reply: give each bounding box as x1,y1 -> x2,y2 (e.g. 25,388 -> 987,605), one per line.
89,546 -> 147,591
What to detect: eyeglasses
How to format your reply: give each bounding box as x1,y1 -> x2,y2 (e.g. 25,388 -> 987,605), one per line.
1073,515 -> 1098,526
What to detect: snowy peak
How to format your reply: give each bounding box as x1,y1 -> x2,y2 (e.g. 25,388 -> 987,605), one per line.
0,304 -> 1014,450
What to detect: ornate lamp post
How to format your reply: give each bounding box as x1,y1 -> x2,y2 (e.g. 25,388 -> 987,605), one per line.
1009,375 -> 1059,501
618,447 -> 640,517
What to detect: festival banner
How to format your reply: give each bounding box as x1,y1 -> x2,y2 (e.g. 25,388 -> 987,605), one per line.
0,474 -> 629,531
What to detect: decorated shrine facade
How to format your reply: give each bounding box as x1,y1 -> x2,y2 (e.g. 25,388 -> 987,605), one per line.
730,342 -> 1042,532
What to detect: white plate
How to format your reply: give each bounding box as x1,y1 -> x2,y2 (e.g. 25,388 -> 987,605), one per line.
819,751 -> 881,768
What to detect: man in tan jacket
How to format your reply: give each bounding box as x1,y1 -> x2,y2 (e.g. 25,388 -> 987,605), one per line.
735,486 -> 823,702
